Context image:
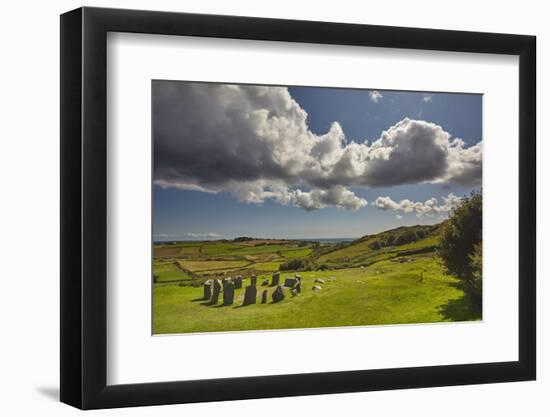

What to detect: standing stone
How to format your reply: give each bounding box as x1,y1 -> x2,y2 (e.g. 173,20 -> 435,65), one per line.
295,281 -> 302,294
223,281 -> 235,305
211,279 -> 222,304
250,275 -> 257,286
261,289 -> 268,304
272,285 -> 285,303
261,279 -> 270,286
234,276 -> 243,289
284,277 -> 299,287
242,285 -> 257,306
271,272 -> 280,286
203,279 -> 213,300
294,274 -> 302,281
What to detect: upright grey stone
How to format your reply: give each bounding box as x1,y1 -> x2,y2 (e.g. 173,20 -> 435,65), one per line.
295,281 -> 302,294
203,279 -> 213,300
272,285 -> 285,303
211,279 -> 222,304
284,277 -> 299,287
242,285 -> 257,306
261,289 -> 268,304
223,281 -> 235,305
271,272 -> 280,286
250,275 -> 257,286
234,276 -> 243,289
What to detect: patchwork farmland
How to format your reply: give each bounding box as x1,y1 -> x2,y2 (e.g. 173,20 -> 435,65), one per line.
153,225 -> 480,334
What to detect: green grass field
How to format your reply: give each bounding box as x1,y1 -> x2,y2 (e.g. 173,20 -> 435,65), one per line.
153,261 -> 192,283
177,259 -> 251,272
152,225 -> 480,334
153,257 -> 478,334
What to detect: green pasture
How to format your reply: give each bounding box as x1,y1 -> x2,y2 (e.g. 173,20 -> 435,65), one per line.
177,259 -> 251,272
153,256 -> 479,334
153,261 -> 191,283
152,224 -> 480,334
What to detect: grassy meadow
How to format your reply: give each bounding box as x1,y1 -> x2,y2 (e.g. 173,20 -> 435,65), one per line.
153,225 -> 481,334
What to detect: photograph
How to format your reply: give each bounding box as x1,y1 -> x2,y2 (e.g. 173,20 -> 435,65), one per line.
152,81 -> 483,335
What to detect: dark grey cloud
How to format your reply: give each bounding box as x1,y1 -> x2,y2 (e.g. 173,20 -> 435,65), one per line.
153,82 -> 482,210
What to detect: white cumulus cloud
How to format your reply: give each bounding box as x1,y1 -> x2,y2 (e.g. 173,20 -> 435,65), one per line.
373,193 -> 463,218
369,90 -> 383,103
153,82 -> 481,211
187,232 -> 222,238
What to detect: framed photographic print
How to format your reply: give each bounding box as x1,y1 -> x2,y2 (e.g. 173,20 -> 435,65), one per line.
60,7 -> 536,409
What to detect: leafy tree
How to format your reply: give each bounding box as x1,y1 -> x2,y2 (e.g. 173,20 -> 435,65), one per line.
438,190 -> 482,307
469,242 -> 482,299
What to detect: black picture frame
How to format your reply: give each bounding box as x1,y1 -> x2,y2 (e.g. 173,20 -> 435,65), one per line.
60,6 -> 536,410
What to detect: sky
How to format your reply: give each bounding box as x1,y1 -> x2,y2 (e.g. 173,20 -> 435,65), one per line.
152,81 -> 482,241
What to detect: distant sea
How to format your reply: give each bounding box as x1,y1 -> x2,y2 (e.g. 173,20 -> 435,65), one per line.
293,238 -> 356,244
154,237 -> 357,244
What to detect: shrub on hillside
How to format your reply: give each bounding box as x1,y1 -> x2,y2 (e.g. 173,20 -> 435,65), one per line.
468,242 -> 482,299
438,190 -> 482,309
279,258 -> 313,271
369,240 -> 382,250
318,263 -> 330,271
395,230 -> 417,246
233,237 -> 253,242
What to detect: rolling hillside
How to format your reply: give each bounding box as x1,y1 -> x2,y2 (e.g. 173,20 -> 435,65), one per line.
316,224 -> 441,267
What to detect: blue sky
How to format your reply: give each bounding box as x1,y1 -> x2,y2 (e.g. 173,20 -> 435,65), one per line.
153,82 -> 481,241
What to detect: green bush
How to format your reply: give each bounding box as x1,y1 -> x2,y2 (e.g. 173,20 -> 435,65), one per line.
280,258 -> 312,271
369,240 -> 382,250
438,190 -> 482,308
395,230 -> 417,246
468,242 -> 482,301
